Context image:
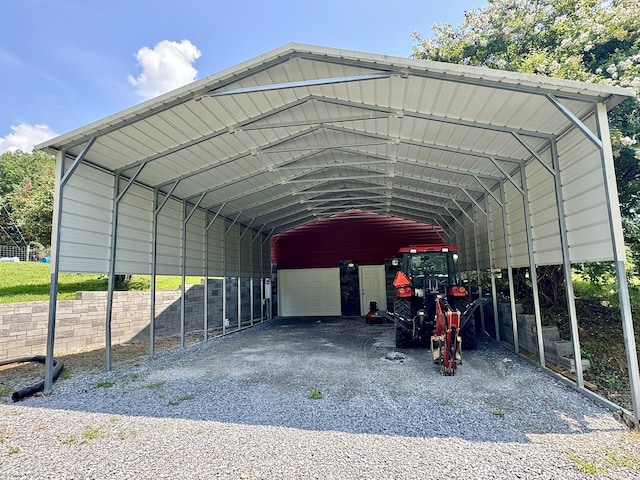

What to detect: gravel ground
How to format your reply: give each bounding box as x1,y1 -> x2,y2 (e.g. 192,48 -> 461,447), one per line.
1,316 -> 639,479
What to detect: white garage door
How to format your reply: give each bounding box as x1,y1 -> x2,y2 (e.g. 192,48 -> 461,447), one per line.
278,268 -> 341,317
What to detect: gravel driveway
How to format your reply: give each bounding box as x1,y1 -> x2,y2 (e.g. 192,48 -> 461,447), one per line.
1,316 -> 639,479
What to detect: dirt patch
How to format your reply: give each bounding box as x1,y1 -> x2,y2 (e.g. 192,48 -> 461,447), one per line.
0,333 -> 204,396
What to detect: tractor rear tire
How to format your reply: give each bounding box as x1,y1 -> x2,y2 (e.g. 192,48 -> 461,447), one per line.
394,298 -> 414,348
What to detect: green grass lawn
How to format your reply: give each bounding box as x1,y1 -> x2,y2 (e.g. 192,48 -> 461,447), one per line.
0,262 -> 202,304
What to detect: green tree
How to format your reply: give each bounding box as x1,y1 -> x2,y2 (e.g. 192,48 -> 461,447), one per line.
0,150 -> 55,246
413,0 -> 640,270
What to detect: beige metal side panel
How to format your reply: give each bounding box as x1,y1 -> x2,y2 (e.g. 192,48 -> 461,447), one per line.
504,181 -> 529,268
489,195 -> 507,269
225,221 -> 240,277
58,163 -> 114,273
262,239 -> 271,277
185,208 -> 205,276
559,126 -> 614,262
251,233 -> 263,277
525,155 -> 563,266
155,197 -> 182,275
239,229 -> 253,277
114,183 -> 153,274
278,267 -> 341,317
474,203 -> 491,270
206,216 -> 225,277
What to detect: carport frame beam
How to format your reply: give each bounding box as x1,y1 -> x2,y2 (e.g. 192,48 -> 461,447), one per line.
45,139 -> 97,392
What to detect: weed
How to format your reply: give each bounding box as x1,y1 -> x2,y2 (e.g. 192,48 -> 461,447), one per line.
130,373 -> 141,381
0,384 -> 12,397
8,446 -> 20,455
168,393 -> 196,406
146,381 -> 165,389
307,387 -> 324,400
59,368 -> 74,380
441,399 -> 455,407
96,380 -> 115,388
60,436 -> 77,445
567,453 -> 605,474
492,410 -> 505,418
605,450 -> 639,468
82,425 -> 105,442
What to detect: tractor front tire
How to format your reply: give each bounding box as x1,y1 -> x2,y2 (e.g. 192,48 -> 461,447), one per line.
395,324 -> 413,348
394,298 -> 414,348
460,315 -> 477,350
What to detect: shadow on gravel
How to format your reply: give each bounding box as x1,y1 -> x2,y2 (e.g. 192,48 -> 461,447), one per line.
13,316 -> 625,442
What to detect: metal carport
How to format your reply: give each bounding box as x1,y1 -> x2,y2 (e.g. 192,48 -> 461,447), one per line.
36,43 -> 639,425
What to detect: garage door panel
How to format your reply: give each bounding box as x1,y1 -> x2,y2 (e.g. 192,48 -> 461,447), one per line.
278,268 -> 341,317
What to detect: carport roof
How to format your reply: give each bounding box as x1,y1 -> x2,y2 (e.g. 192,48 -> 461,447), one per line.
37,43 -> 634,237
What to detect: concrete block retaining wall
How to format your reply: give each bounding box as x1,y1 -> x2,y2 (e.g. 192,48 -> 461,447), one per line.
0,278 -> 265,359
497,302 -> 590,373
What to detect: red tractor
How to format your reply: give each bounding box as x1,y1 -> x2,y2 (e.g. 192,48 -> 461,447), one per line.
390,245 -> 482,375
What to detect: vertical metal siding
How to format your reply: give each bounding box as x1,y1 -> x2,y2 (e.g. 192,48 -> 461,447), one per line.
240,230 -> 252,277
525,157 -> 562,266
225,221 -> 240,276
475,203 -> 491,270
207,217 -> 225,276
504,180 -> 529,268
155,198 -> 183,275
558,127 -> 614,262
114,184 -> 153,274
488,195 -> 507,268
185,209 -> 205,276
59,164 -> 114,273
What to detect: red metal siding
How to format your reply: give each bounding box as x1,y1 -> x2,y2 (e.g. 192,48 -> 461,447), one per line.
271,211 -> 444,269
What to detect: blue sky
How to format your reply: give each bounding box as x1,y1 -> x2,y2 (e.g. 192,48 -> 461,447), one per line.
0,0 -> 486,153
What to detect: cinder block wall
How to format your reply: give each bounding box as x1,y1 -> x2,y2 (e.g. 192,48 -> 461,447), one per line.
497,302 -> 589,373
0,278 -> 264,359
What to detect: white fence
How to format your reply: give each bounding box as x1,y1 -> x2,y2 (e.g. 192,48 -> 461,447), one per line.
0,245 -> 31,261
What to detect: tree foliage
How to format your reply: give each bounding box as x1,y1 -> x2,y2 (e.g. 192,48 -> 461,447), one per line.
0,150 -> 55,246
413,0 -> 640,268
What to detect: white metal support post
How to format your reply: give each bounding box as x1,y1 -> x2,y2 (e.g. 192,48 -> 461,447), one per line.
204,208 -> 209,342
513,132 -> 585,385
45,139 -> 96,392
150,181 -> 179,357
237,224 -> 241,330
105,163 -> 146,371
204,204 -> 225,337
484,195 -> 500,341
551,137 -> 586,386
181,193 -> 206,347
518,165 -> 547,367
549,95 -> 639,423
499,182 -> 519,352
595,102 -> 640,425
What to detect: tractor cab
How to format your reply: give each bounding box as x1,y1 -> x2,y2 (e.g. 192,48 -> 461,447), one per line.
393,245 -> 466,300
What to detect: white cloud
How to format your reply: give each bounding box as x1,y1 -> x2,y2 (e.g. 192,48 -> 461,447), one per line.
128,39 -> 201,100
0,124 -> 58,154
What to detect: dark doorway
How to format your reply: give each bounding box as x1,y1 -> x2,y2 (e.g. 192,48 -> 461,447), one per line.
339,260 -> 360,316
